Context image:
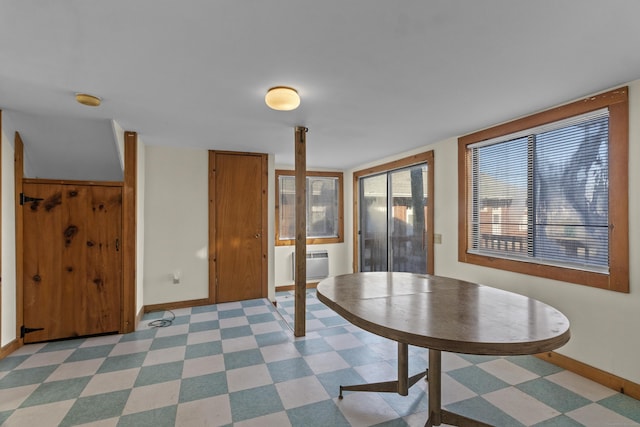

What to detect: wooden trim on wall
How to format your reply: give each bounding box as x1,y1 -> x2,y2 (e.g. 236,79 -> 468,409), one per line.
22,178 -> 123,187
0,339 -> 20,360
144,298 -> 212,314
14,132 -> 24,346
536,351 -> 640,401
207,151 -> 216,304
122,131 -> 137,333
0,110 -> 2,342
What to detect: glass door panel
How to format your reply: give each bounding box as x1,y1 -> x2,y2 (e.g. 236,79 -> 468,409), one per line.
360,163 -> 429,274
360,174 -> 388,271
390,166 -> 428,273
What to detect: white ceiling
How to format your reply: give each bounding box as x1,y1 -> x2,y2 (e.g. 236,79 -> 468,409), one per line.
2,1 -> 640,180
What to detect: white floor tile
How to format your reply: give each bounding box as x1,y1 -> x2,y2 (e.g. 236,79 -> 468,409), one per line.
305,351 -> 350,374
45,358 -> 104,382
243,305 -> 271,316
3,399 -> 75,427
275,376 -> 330,410
221,336 -> 258,353
324,334 -> 364,351
355,361 -> 396,383
154,323 -> 190,337
441,352 -> 472,372
260,343 -> 301,363
0,384 -> 39,411
251,321 -> 286,335
79,335 -> 122,348
483,386 -> 560,425
189,311 -> 219,323
440,373 -> 477,406
80,368 -> 140,397
216,302 -> 243,311
15,349 -> 75,370
567,402 -> 640,426
7,343 -> 47,356
142,346 -> 186,366
226,364 -> 273,393
175,394 -> 232,427
187,329 -> 221,345
337,392 -> 399,426
75,417 -> 120,427
546,370 -> 618,401
122,379 -> 181,415
233,411 -> 292,427
219,317 -> 250,328
182,354 -> 225,379
477,358 -> 539,385
108,339 -> 152,357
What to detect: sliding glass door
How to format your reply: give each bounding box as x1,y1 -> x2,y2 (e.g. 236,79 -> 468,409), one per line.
359,163 -> 429,273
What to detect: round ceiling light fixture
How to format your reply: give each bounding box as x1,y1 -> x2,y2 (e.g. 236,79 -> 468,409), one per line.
265,86 -> 300,111
75,93 -> 102,107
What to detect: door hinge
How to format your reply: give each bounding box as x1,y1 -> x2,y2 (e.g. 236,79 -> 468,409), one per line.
20,325 -> 44,338
20,193 -> 44,205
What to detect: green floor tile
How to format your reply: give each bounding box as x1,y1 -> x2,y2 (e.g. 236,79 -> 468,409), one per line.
59,389 -> 130,426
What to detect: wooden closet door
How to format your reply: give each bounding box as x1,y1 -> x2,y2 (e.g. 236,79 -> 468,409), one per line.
212,152 -> 267,303
22,183 -> 122,343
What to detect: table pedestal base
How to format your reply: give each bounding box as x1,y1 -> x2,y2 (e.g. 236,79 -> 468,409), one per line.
425,349 -> 493,427
338,345 -> 494,427
339,342 -> 426,398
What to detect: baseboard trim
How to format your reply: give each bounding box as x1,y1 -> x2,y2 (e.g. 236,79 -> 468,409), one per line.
536,351 -> 640,400
0,339 -> 20,361
144,298 -> 212,313
135,306 -> 145,330
276,282 -> 319,292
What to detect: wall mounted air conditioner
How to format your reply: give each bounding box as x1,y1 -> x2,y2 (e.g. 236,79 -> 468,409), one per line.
291,250 -> 329,280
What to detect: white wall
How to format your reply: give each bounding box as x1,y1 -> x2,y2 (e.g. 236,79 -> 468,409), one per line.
143,146 -> 209,305
1,124 -> 16,347
347,81 -> 640,385
272,165 -> 353,286
274,243 -> 350,287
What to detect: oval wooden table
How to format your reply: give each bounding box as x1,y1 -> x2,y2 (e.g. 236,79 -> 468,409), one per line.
316,272 -> 571,427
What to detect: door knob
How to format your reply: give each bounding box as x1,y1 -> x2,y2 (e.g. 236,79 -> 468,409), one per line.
254,233 -> 261,238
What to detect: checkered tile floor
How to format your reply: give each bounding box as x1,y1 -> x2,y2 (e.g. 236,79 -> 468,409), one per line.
1,297 -> 639,426
276,289 -> 349,331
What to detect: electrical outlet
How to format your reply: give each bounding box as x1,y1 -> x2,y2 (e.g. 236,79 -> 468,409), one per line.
434,234 -> 442,244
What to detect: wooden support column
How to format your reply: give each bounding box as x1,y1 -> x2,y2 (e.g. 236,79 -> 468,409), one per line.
294,126 -> 308,337
122,131 -> 137,333
14,132 -> 24,343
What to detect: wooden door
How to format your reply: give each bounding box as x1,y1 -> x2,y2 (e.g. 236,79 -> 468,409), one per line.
22,182 -> 122,343
211,152 -> 267,303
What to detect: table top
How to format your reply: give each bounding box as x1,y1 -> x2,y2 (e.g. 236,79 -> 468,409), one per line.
316,272 -> 570,356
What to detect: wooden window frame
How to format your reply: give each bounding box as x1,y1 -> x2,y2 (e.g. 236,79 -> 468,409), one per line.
458,87 -> 629,292
275,170 -> 344,246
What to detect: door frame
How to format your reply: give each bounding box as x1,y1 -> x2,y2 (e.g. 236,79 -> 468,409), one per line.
352,150 -> 435,274
208,150 -> 268,304
13,131 -> 137,346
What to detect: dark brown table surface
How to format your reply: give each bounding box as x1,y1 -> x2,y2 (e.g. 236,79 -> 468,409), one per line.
316,272 -> 571,427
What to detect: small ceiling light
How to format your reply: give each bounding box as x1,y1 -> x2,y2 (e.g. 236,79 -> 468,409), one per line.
265,86 -> 300,111
75,93 -> 101,107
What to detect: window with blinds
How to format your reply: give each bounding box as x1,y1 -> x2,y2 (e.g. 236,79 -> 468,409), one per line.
468,109 -> 609,272
458,87 -> 629,292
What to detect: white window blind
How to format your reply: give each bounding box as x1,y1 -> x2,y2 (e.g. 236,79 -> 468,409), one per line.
468,108 -> 609,273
